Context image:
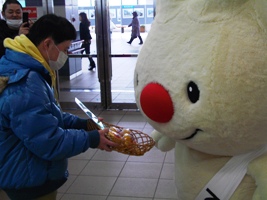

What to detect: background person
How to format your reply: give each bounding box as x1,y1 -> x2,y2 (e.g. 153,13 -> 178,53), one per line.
110,19 -> 117,35
79,12 -> 96,71
127,11 -> 143,45
0,14 -> 116,200
0,0 -> 31,58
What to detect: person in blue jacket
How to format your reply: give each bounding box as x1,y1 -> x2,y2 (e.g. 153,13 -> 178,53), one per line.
0,14 -> 117,200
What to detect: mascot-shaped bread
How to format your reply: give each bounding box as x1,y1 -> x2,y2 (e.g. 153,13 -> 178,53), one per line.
134,0 -> 267,199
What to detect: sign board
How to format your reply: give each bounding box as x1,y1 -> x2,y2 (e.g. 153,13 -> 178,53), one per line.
22,7 -> 37,19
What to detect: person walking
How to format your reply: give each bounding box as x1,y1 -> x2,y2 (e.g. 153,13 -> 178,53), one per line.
110,19 -> 117,35
127,11 -> 143,45
0,0 -> 32,58
0,14 -> 117,200
79,12 -> 96,70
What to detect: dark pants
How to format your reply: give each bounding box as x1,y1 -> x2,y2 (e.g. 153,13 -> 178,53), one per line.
128,36 -> 143,44
3,179 -> 66,200
81,42 -> 95,67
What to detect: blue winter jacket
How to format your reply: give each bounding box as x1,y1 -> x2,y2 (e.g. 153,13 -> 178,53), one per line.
0,49 -> 99,190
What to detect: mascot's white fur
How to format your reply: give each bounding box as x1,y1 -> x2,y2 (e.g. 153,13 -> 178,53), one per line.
134,0 -> 267,199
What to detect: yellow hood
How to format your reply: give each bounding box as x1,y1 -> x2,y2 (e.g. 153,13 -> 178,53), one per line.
3,34 -> 58,99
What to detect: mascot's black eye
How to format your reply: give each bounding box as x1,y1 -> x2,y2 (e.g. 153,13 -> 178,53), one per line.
187,81 -> 199,103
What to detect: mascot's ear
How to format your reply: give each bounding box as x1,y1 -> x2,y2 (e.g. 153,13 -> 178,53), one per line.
254,1 -> 267,32
155,0 -> 184,23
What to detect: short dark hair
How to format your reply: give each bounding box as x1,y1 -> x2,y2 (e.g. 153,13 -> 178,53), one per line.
2,0 -> 22,12
132,11 -> 138,17
27,14 -> 77,46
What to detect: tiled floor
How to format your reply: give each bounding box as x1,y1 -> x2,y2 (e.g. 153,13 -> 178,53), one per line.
0,30 -> 178,200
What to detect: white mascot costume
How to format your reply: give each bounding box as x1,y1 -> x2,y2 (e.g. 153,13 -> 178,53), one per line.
134,0 -> 267,199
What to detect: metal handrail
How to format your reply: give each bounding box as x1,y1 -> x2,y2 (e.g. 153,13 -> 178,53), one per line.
68,48 -> 85,54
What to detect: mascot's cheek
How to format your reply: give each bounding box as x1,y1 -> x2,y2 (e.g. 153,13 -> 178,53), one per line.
140,83 -> 174,123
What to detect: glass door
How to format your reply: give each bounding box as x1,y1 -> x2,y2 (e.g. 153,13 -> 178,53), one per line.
109,0 -> 154,109
58,0 -> 154,110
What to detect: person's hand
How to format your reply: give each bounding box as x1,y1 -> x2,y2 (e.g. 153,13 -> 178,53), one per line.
19,20 -> 33,35
97,128 -> 118,152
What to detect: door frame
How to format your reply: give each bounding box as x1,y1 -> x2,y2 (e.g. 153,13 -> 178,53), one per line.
95,0 -> 139,110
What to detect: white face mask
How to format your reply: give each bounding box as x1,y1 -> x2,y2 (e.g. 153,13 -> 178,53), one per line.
47,44 -> 68,71
6,19 -> 22,29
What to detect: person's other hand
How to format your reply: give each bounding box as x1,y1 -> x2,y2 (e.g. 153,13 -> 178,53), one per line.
97,128 -> 118,152
98,117 -> 104,122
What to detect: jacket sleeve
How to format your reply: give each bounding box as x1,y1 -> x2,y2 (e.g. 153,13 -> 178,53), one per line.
6,71 -> 100,160
62,112 -> 88,130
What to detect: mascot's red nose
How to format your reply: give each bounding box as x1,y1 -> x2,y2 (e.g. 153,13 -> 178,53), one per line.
140,83 -> 174,123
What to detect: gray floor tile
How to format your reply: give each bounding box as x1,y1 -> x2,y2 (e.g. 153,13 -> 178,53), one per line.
67,159 -> 88,175
69,149 -> 98,160
110,177 -> 158,198
92,150 -> 129,161
117,121 -> 146,129
144,122 -> 153,128
127,148 -> 166,163
160,163 -> 175,180
121,114 -> 147,122
60,194 -> 107,200
67,176 -> 117,195
165,149 -> 175,164
154,179 -> 177,199
108,197 -> 152,200
98,114 -> 124,125
142,127 -> 155,136
56,193 -> 63,200
120,162 -> 162,179
154,199 -> 177,200
81,160 -> 125,177
58,175 -> 77,193
69,148 -> 98,160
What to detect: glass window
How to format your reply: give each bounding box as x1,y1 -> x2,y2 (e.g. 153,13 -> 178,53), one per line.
18,0 -> 26,7
139,0 -> 154,5
0,0 -> 4,12
122,0 -> 137,5
78,0 -> 94,7
0,0 -> 3,18
110,0 -> 121,6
